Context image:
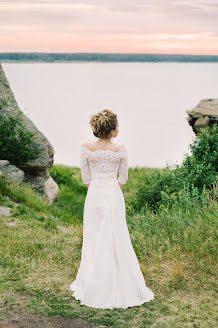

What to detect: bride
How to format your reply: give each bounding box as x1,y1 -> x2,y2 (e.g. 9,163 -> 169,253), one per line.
70,109 -> 154,309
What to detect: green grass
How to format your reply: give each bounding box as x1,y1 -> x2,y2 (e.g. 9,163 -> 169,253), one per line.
0,165 -> 217,327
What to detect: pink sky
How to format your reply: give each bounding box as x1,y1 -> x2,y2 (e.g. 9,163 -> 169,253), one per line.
1,0 -> 218,55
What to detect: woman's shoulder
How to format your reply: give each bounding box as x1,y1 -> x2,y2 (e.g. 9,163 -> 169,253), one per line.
81,141 -> 91,149
81,141 -> 125,152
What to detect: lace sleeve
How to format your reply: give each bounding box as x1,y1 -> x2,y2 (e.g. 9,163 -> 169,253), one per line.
80,147 -> 91,184
118,147 -> 128,185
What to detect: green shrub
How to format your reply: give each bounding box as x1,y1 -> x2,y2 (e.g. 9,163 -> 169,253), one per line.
0,98 -> 41,165
132,124 -> 218,213
175,124 -> 218,190
132,169 -> 179,212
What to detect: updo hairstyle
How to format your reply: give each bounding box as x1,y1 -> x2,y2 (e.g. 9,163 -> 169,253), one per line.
89,109 -> 118,140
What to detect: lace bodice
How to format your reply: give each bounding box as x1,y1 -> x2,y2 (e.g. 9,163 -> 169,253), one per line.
80,145 -> 128,185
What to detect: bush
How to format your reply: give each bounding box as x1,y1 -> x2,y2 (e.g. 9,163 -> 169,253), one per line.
132,124 -> 218,213
132,169 -> 179,212
0,98 -> 41,165
175,124 -> 218,191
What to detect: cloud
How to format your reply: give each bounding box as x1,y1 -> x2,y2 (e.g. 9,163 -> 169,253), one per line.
0,0 -> 218,54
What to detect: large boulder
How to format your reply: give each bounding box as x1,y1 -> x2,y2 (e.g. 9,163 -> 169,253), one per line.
0,63 -> 59,203
0,160 -> 25,183
186,98 -> 218,134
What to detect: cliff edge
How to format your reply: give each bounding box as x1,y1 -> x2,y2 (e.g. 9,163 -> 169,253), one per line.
0,63 -> 59,203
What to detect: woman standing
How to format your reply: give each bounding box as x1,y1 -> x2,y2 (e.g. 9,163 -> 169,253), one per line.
70,109 -> 154,309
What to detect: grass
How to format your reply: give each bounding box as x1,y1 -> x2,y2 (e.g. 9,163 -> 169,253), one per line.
0,165 -> 217,327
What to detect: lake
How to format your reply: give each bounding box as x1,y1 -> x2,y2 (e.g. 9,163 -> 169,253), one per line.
2,62 -> 218,168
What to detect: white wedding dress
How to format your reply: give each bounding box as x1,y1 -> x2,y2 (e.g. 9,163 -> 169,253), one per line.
70,145 -> 154,309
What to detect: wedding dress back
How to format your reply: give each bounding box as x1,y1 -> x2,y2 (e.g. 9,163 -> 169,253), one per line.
80,145 -> 128,186
70,144 -> 154,309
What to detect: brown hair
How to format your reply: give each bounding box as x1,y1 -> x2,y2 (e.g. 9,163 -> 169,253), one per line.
89,109 -> 118,140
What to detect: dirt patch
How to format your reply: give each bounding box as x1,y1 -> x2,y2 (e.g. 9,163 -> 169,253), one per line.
0,311 -> 105,328
0,291 -> 108,328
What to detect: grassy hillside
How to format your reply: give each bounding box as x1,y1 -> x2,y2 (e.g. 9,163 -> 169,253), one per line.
0,165 -> 217,328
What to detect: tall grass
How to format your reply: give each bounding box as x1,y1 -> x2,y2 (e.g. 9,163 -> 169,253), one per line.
127,179 -> 217,292
0,137 -> 217,326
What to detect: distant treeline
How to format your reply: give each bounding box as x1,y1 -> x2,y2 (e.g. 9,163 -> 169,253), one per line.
0,52 -> 218,63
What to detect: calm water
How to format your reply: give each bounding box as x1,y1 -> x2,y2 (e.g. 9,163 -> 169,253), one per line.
2,62 -> 218,168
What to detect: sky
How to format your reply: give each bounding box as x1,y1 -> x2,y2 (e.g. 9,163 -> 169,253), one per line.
0,0 -> 218,55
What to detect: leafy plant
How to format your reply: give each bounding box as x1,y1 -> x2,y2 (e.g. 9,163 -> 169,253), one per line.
132,124 -> 218,212
0,98 -> 41,165
176,124 -> 218,190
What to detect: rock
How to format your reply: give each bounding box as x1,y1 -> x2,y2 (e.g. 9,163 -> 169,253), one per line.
24,175 -> 59,203
186,98 -> 218,134
0,206 -> 12,216
194,116 -> 210,128
0,160 -> 25,183
44,176 -> 59,203
0,63 -> 59,202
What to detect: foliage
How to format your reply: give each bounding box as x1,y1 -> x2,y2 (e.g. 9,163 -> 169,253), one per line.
0,163 -> 217,327
0,98 -> 41,165
132,124 -> 218,213
176,124 -> 218,190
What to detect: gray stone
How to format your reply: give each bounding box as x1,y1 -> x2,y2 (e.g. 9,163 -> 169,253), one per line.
0,160 -> 25,183
0,63 -> 59,202
0,206 -> 12,216
186,98 -> 218,134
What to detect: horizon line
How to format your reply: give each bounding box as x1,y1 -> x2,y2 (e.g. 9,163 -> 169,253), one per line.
0,51 -> 218,56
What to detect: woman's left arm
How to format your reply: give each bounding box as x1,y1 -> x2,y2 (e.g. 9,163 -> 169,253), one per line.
80,147 -> 91,187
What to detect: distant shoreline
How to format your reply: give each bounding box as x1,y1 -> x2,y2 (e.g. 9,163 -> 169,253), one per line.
0,52 -> 218,63
1,61 -> 218,64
